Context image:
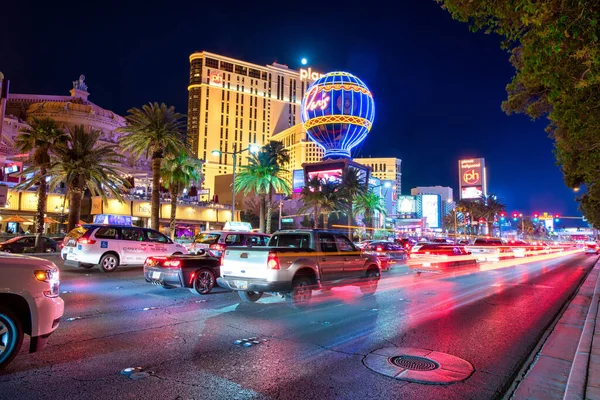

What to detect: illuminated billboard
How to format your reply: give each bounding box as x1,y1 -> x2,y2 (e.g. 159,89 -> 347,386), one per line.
421,194 -> 440,229
307,168 -> 342,183
459,158 -> 486,200
397,195 -> 416,214
292,170 -> 304,193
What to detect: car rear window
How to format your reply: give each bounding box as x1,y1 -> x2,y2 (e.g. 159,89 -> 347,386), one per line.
194,233 -> 220,244
270,234 -> 311,249
94,227 -> 119,239
64,226 -> 89,245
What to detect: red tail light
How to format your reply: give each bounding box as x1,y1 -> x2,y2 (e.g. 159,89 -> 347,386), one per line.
210,243 -> 225,251
163,260 -> 181,268
77,238 -> 96,245
376,246 -> 383,252
267,251 -> 280,270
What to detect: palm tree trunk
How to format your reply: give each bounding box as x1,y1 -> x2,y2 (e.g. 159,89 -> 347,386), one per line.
170,191 -> 177,240
67,188 -> 83,233
366,211 -> 373,239
259,195 -> 266,233
34,167 -> 48,252
151,156 -> 161,230
347,206 -> 353,240
266,190 -> 273,234
323,212 -> 329,229
313,207 -> 318,229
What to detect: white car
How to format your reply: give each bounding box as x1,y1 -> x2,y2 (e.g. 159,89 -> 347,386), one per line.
0,254 -> 64,369
61,224 -> 187,273
585,242 -> 599,254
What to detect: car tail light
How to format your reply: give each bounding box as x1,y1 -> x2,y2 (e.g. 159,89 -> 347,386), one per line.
77,237 -> 96,245
163,260 -> 182,269
267,251 -> 280,270
376,246 -> 383,252
210,243 -> 225,251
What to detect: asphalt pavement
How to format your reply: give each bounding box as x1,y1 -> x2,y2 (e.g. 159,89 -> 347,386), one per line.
0,251 -> 596,400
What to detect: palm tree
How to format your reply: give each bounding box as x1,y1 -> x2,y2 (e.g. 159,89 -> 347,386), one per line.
299,178 -> 344,229
48,126 -> 129,232
262,141 -> 290,233
339,168 -> 367,238
15,117 -> 66,251
479,194 -> 506,236
354,190 -> 387,239
161,150 -> 204,239
119,103 -> 187,230
456,199 -> 481,236
235,150 -> 290,233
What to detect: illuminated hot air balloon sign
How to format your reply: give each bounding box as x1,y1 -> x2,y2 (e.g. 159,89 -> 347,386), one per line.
301,71 -> 375,159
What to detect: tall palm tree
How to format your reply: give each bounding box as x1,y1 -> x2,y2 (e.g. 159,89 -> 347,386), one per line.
48,126 -> 129,232
161,150 -> 204,239
235,150 -> 290,233
119,103 -> 187,230
456,199 -> 481,236
340,168 -> 367,238
354,190 -> 387,239
262,141 -> 290,233
15,117 -> 66,251
479,194 -> 506,236
299,178 -> 344,229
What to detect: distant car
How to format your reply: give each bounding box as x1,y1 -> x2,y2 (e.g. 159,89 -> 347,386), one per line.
61,224 -> 187,272
585,242 -> 599,254
395,238 -> 417,251
0,254 -> 64,369
355,240 -> 375,249
188,231 -> 270,257
0,236 -> 59,253
362,241 -> 408,271
144,250 -> 221,295
432,238 -> 454,244
409,243 -> 473,274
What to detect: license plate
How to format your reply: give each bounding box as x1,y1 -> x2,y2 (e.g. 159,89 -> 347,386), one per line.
152,271 -> 161,279
234,280 -> 247,290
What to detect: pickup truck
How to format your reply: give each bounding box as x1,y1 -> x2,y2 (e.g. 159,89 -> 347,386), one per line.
216,229 -> 381,305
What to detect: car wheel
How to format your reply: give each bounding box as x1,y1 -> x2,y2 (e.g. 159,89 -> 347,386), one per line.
238,291 -> 263,302
360,268 -> 380,295
287,276 -> 313,306
189,269 -> 215,295
0,307 -> 24,370
98,253 -> 119,273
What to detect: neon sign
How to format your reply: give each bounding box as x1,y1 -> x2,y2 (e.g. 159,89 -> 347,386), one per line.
300,68 -> 325,81
462,169 -> 480,185
209,71 -> 223,86
304,86 -> 330,111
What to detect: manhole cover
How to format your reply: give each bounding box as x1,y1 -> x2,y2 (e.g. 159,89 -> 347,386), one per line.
389,355 -> 439,371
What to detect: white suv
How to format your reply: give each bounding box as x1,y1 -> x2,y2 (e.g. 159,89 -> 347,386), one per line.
0,253 -> 64,369
61,224 -> 187,273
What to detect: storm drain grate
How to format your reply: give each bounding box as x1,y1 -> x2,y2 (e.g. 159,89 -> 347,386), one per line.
389,355 -> 439,371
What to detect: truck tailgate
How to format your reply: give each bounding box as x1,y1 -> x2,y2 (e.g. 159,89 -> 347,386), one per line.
221,247 -> 271,279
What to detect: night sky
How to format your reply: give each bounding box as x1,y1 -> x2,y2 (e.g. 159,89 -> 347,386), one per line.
1,0 -> 583,221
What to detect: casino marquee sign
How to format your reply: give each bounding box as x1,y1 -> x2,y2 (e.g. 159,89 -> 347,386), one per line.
458,158 -> 487,200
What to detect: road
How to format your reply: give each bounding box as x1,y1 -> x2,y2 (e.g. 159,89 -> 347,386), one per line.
0,251 -> 596,400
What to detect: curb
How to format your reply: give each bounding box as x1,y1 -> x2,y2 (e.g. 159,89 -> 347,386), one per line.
511,258 -> 600,399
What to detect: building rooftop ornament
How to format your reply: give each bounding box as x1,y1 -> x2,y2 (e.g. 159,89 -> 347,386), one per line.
72,74 -> 88,92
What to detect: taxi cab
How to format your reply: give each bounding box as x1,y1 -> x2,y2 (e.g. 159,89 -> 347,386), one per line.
187,222 -> 270,257
61,224 -> 187,272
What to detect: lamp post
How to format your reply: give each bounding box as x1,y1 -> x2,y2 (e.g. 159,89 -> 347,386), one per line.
212,144 -> 260,222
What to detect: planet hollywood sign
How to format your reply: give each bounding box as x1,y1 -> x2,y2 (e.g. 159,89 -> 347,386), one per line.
300,68 -> 325,82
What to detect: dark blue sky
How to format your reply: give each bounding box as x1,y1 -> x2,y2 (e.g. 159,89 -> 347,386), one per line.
1,0 -> 582,220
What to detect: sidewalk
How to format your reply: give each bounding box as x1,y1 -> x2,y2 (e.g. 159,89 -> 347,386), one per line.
511,258 -> 600,399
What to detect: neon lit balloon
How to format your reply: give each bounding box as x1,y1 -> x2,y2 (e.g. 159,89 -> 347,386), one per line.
301,71 -> 375,159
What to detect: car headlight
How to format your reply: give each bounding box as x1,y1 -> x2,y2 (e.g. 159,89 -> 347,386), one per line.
34,268 -> 60,298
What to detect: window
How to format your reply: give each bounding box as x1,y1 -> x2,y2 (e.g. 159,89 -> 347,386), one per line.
194,233 -> 221,244
19,237 -> 35,246
318,233 -> 337,253
220,61 -> 233,72
225,234 -> 243,245
146,230 -> 169,243
121,228 -> 145,242
95,227 -> 118,239
205,58 -> 219,68
269,234 -> 311,249
335,235 -> 356,252
249,68 -> 261,79
245,235 -> 268,246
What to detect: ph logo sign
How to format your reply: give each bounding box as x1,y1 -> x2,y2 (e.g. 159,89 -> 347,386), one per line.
463,169 -> 480,185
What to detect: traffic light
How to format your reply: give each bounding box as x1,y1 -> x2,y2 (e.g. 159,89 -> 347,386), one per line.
533,213 -> 539,222
500,212 -> 506,221
512,212 -> 519,221
554,213 -> 560,222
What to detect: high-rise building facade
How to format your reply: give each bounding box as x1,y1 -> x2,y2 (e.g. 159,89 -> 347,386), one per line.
353,157 -> 402,212
186,51 -> 318,196
410,186 -> 453,203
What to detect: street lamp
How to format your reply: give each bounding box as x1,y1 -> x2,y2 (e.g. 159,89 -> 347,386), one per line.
212,144 -> 260,222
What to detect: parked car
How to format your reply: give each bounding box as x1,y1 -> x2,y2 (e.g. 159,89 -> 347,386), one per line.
217,229 -> 381,305
61,224 -> 187,272
144,250 -> 221,295
188,231 -> 270,257
409,243 -> 473,273
585,242 -> 599,254
0,236 -> 59,253
0,254 -> 64,369
362,241 -> 408,271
